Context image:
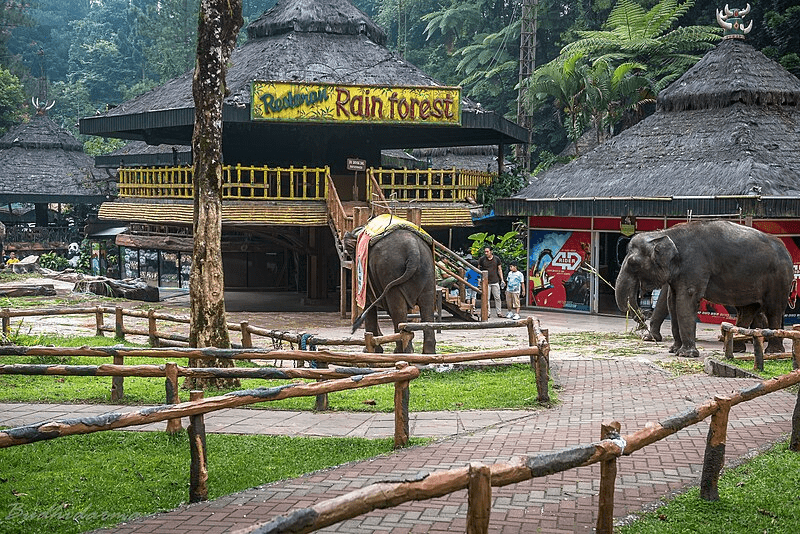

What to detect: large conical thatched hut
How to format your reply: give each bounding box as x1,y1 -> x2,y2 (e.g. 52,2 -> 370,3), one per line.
0,110 -> 114,253
495,20 -> 800,317
78,0 -> 526,305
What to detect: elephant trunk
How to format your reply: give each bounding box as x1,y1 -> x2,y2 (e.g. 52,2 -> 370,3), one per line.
615,271 -> 641,316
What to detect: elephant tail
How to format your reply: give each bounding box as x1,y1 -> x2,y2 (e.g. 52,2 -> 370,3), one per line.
351,248 -> 422,333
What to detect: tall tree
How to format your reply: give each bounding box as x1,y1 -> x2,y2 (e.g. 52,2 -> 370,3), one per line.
0,66 -> 25,134
188,0 -> 243,378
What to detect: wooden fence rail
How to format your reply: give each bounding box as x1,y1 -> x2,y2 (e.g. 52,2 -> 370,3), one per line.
0,308 -> 548,402
0,362 -> 419,502
720,321 -> 800,371
231,368 -> 800,534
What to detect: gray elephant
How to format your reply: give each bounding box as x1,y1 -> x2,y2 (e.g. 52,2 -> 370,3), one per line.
343,220 -> 436,354
643,283 -> 767,352
616,220 -> 793,358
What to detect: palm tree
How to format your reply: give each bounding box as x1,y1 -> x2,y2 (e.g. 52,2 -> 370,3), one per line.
525,52 -> 591,156
561,0 -> 720,94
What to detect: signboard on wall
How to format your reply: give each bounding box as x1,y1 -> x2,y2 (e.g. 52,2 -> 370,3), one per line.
528,230 -> 591,311
251,81 -> 462,125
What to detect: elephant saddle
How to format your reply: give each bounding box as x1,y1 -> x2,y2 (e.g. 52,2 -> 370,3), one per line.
354,214 -> 433,308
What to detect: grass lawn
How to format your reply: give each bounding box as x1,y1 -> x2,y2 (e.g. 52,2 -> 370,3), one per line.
0,334 -> 556,412
0,431 -> 429,534
618,440 -> 800,533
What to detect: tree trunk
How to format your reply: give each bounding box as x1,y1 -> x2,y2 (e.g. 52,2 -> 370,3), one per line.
188,0 -> 243,389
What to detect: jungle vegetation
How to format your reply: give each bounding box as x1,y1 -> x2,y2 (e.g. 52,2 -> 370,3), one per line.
0,0 -> 795,165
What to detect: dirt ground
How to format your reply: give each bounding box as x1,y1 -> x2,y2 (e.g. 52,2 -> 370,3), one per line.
0,274 -> 729,367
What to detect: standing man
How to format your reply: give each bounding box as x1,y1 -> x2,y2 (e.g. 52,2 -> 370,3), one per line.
479,246 -> 504,317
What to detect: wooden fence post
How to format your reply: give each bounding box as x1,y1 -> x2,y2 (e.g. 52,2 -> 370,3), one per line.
240,321 -> 252,348
315,361 -> 330,412
466,462 -> 491,534
1,308 -> 9,336
790,387 -> 800,452
753,334 -> 765,372
165,362 -> 183,434
188,390 -> 208,503
94,306 -> 104,337
480,270 -> 489,322
364,332 -> 376,353
148,309 -> 159,347
110,353 -> 124,401
792,326 -> 800,370
394,362 -> 410,449
723,327 -> 734,359
596,421 -> 621,534
115,306 -> 125,340
700,395 -> 732,500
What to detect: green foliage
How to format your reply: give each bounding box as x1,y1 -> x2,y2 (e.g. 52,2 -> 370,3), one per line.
618,440 -> 800,534
0,67 -> 26,135
531,150 -> 575,176
476,167 -> 528,208
0,431 -> 423,534
468,227 -> 527,268
38,252 -> 69,271
84,136 -> 126,156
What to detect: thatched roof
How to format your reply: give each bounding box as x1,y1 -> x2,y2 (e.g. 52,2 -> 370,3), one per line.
80,0 -> 526,155
247,0 -> 386,45
0,114 -> 114,204
412,146 -> 499,172
500,39 -> 800,218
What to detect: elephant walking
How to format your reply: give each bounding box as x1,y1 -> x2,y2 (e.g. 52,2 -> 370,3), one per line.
344,216 -> 436,353
616,220 -> 793,358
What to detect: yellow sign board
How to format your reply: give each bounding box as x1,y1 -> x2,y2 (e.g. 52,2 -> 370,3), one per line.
251,81 -> 461,125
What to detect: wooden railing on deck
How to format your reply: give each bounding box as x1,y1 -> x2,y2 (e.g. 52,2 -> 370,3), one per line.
369,167 -> 494,202
117,165 -> 329,201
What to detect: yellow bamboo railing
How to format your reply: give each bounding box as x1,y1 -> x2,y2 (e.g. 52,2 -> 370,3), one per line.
370,167 -> 494,202
118,165 -> 329,201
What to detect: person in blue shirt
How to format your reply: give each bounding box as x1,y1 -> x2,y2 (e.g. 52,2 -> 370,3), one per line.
505,262 -> 525,320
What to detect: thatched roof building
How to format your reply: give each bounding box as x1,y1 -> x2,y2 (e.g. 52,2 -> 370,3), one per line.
80,0 -> 526,169
497,38 -> 800,218
0,113 -> 113,205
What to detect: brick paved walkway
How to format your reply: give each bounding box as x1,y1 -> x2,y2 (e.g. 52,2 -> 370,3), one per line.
80,357 -> 794,534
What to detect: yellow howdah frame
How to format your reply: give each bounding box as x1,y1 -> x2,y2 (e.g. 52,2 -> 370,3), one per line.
251,81 -> 462,125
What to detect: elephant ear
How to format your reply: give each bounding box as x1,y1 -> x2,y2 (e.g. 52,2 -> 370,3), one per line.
646,234 -> 680,280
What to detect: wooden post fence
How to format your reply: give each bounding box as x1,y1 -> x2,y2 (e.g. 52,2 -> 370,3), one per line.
188,390 -> 208,503
466,462 -> 491,534
165,361 -> 183,433
700,395 -> 732,501
596,421 -> 621,534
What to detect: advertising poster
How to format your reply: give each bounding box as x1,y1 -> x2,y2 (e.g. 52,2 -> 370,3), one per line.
780,236 -> 800,326
528,230 -> 591,311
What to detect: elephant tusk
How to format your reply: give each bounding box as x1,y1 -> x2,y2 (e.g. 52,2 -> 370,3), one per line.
742,20 -> 753,34
724,3 -> 732,16
740,3 -> 751,16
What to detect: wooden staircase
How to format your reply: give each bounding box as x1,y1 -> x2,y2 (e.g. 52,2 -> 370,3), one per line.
325,172 -> 489,322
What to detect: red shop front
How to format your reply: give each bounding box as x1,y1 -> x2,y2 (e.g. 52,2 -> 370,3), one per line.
526,216 -> 800,325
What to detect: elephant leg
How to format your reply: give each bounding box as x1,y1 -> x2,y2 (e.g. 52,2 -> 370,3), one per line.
363,305 -> 384,354
384,295 -> 412,353
668,288 -> 682,353
761,308 -> 786,354
673,288 -> 701,358
645,285 -> 669,342
417,293 -> 437,354
732,304 -> 760,353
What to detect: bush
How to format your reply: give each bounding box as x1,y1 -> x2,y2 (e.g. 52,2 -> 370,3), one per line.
39,252 -> 70,271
